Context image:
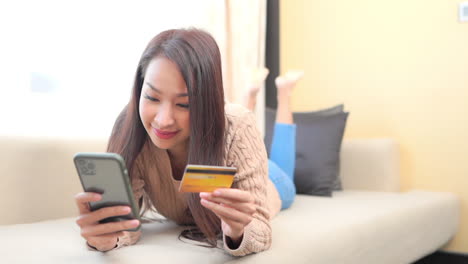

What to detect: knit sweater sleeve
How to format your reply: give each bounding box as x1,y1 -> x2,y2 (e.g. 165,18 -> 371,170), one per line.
223,110 -> 272,256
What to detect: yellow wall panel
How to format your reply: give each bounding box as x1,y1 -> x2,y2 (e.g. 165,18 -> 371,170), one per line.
281,0 -> 468,252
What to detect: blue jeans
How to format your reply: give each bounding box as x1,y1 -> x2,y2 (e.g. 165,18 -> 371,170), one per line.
268,123 -> 296,210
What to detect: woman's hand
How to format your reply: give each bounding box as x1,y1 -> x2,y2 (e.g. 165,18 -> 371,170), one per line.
199,188 -> 256,247
74,192 -> 140,251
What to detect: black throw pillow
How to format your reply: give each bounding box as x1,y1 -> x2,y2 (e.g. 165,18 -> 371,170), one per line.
264,104 -> 349,196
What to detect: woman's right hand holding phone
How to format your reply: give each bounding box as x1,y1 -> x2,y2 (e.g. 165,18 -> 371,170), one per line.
74,192 -> 140,251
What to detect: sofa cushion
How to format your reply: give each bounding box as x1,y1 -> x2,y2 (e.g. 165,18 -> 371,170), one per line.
0,191 -> 459,263
264,105 -> 348,196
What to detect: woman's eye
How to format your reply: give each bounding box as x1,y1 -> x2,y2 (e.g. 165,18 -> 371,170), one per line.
144,94 -> 159,102
177,104 -> 189,109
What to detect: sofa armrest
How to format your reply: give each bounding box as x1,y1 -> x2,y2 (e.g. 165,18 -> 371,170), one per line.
339,138 -> 400,192
0,136 -> 107,225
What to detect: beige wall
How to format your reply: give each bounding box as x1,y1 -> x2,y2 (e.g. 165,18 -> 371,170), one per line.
281,0 -> 468,253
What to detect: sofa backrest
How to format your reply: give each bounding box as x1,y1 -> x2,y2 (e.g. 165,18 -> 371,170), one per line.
0,137 -> 400,225
340,138 -> 400,192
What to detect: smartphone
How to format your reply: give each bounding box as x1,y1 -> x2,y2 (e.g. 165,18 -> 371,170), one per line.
73,152 -> 141,231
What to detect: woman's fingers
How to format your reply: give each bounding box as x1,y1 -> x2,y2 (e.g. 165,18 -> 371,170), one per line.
74,192 -> 135,228
74,192 -> 140,250
212,188 -> 254,203
76,206 -> 132,227
200,198 -> 253,225
199,193 -> 256,215
74,192 -> 101,214
80,220 -> 140,238
215,200 -> 256,215
199,189 -> 256,239
87,231 -> 125,242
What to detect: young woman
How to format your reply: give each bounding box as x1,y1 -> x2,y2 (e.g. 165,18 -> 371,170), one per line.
74,28 -> 300,256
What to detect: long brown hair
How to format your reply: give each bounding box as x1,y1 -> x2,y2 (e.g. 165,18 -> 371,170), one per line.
107,28 -> 225,246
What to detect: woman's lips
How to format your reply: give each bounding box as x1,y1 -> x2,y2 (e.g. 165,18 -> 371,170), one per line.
153,128 -> 179,139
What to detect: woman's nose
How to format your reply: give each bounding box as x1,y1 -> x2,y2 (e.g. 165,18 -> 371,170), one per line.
155,104 -> 175,128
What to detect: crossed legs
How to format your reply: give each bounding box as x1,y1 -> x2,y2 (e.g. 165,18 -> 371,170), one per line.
243,69 -> 304,209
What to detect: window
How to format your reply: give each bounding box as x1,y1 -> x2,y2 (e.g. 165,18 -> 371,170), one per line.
0,0 -> 222,138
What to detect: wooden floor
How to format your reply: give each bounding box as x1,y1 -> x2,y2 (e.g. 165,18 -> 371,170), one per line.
412,251 -> 468,264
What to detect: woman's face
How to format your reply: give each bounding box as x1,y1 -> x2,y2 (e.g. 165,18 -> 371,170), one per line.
139,57 -> 190,154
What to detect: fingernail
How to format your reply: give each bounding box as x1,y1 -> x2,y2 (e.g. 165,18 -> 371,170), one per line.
213,190 -> 221,196
129,220 -> 139,227
122,207 -> 131,213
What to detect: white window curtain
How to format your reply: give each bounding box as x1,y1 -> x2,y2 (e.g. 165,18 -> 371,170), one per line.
0,0 -> 267,138
222,0 -> 267,136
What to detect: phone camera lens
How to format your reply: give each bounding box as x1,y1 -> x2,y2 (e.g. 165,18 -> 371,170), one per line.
78,159 -> 96,176
87,162 -> 95,170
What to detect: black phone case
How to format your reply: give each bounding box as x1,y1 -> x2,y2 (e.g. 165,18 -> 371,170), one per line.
73,152 -> 141,232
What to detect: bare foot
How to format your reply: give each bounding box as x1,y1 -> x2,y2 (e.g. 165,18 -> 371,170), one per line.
247,67 -> 269,96
243,67 -> 269,111
275,70 -> 304,96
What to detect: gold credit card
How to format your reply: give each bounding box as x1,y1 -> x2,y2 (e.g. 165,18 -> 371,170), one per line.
178,164 -> 237,193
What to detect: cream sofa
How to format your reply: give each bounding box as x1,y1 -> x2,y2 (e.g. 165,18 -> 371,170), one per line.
0,136 -> 460,263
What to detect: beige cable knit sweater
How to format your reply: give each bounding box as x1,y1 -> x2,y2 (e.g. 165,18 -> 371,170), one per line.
114,104 -> 281,256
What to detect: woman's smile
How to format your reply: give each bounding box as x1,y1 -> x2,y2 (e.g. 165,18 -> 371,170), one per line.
153,127 -> 179,139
